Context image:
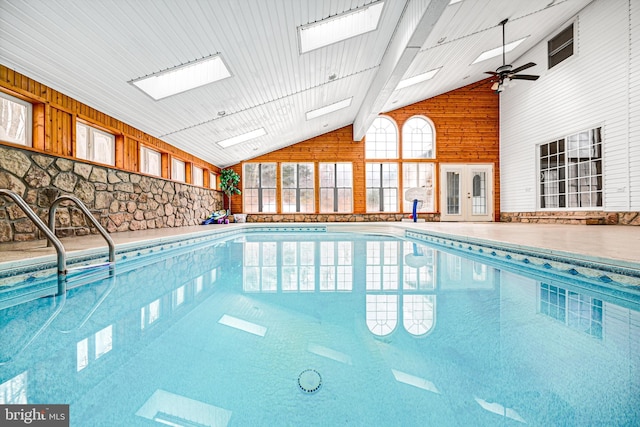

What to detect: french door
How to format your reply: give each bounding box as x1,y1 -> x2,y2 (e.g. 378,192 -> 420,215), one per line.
439,164 -> 494,222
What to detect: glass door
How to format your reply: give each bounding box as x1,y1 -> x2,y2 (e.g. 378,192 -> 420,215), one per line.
440,164 -> 493,221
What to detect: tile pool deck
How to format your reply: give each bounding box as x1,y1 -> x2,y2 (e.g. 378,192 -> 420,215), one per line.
0,222 -> 638,269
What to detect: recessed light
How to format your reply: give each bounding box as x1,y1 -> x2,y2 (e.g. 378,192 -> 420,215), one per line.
131,54 -> 231,100
217,128 -> 267,148
306,98 -> 352,120
298,1 -> 384,53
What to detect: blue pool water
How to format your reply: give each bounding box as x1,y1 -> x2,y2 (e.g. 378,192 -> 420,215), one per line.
0,230 -> 639,426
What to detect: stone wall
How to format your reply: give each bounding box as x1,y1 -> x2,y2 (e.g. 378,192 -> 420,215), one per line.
244,213 -> 440,222
500,211 -> 640,225
0,144 -> 223,242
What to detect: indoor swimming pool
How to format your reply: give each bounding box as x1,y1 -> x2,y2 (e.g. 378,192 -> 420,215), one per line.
0,228 -> 638,426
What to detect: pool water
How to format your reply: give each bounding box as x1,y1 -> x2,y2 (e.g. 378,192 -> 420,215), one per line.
0,231 -> 639,426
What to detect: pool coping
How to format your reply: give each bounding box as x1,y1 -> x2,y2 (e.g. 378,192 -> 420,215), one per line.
1,222 -> 639,289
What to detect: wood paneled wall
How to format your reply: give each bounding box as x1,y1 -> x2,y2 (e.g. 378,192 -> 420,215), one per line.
231,81 -> 500,219
0,65 -> 219,179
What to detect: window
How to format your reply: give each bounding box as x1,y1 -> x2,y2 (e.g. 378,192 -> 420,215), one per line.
366,163 -> 398,212
282,163 -> 314,213
140,146 -> 161,177
192,166 -> 204,187
319,163 -> 353,213
539,283 -> 602,339
171,158 -> 186,182
0,92 -> 31,146
548,23 -> 574,69
320,241 -> 353,291
209,172 -> 217,189
365,116 -> 397,159
243,241 -> 277,292
539,127 -> 602,209
243,163 -> 276,213
402,116 -> 434,158
282,241 -> 315,292
76,122 -> 115,165
402,163 -> 435,212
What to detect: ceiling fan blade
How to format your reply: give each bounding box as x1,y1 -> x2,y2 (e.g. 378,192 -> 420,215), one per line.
511,74 -> 539,81
510,62 -> 536,74
485,71 -> 499,76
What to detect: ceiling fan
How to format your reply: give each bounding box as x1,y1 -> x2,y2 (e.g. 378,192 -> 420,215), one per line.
485,18 -> 539,93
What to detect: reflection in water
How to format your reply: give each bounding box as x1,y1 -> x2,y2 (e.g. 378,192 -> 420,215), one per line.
0,233 -> 638,426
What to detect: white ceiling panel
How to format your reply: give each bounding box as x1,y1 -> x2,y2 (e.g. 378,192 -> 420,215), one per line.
0,0 -> 593,167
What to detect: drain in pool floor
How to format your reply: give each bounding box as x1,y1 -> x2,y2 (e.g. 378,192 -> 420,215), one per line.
298,369 -> 322,394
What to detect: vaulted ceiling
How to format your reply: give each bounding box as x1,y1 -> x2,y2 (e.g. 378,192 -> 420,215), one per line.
0,0 -> 592,167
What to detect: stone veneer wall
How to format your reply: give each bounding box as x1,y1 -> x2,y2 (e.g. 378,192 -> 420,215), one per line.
501,211 -> 640,225
0,144 -> 223,242
244,213 -> 440,222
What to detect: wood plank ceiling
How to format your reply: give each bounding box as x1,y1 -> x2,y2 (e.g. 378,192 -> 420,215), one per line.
0,0 -> 592,167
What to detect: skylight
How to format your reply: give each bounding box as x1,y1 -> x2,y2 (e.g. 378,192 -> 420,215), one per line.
217,128 -> 267,148
131,54 -> 231,100
218,314 -> 267,336
472,37 -> 528,64
306,98 -> 352,120
396,68 -> 441,90
298,2 -> 384,53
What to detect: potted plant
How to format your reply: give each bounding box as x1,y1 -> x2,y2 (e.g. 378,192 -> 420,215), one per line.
219,168 -> 241,217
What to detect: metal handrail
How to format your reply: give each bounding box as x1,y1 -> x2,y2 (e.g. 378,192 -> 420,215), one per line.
47,194 -> 115,263
0,189 -> 67,280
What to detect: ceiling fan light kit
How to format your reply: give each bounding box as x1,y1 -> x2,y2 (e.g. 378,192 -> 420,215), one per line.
485,18 -> 540,94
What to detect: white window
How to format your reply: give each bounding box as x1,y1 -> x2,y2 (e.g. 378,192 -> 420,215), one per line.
209,172 -> 217,189
140,146 -> 161,177
365,116 -> 397,159
402,116 -> 434,158
243,163 -> 277,213
319,163 -> 353,213
172,158 -> 186,182
282,163 -> 314,213
192,166 -> 204,186
539,127 -> 602,209
76,122 -> 115,165
0,92 -> 31,146
366,163 -> 398,212
402,163 -> 435,212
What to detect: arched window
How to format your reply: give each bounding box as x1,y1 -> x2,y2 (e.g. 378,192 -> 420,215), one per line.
366,294 -> 398,336
402,116 -> 434,159
365,116 -> 397,159
403,295 -> 435,336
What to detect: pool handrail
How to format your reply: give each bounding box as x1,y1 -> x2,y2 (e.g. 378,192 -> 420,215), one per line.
47,194 -> 115,263
0,189 -> 67,279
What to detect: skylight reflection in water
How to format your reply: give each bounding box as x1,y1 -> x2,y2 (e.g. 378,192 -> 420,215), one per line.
0,231 -> 637,426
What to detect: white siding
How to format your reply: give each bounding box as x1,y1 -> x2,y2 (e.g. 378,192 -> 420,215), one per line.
500,0 -> 637,212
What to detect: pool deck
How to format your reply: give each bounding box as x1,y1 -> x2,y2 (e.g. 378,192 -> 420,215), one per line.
0,222 -> 638,269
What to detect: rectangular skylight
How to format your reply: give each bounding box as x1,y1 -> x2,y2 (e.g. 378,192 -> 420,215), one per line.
131,54 -> 231,100
307,343 -> 353,365
298,2 -> 384,53
306,98 -> 352,120
217,128 -> 266,148
472,37 -> 527,64
396,67 -> 441,90
218,314 -> 267,337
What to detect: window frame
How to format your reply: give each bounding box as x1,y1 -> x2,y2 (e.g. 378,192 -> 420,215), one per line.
76,121 -> 116,166
209,172 -> 217,189
281,162 -> 315,213
402,116 -> 435,159
171,157 -> 186,183
366,162 -> 399,212
402,162 -> 435,213
538,127 -> 603,210
365,116 -> 398,159
192,165 -> 204,187
319,162 -> 353,213
139,145 -> 162,177
0,91 -> 32,147
243,163 -> 277,213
